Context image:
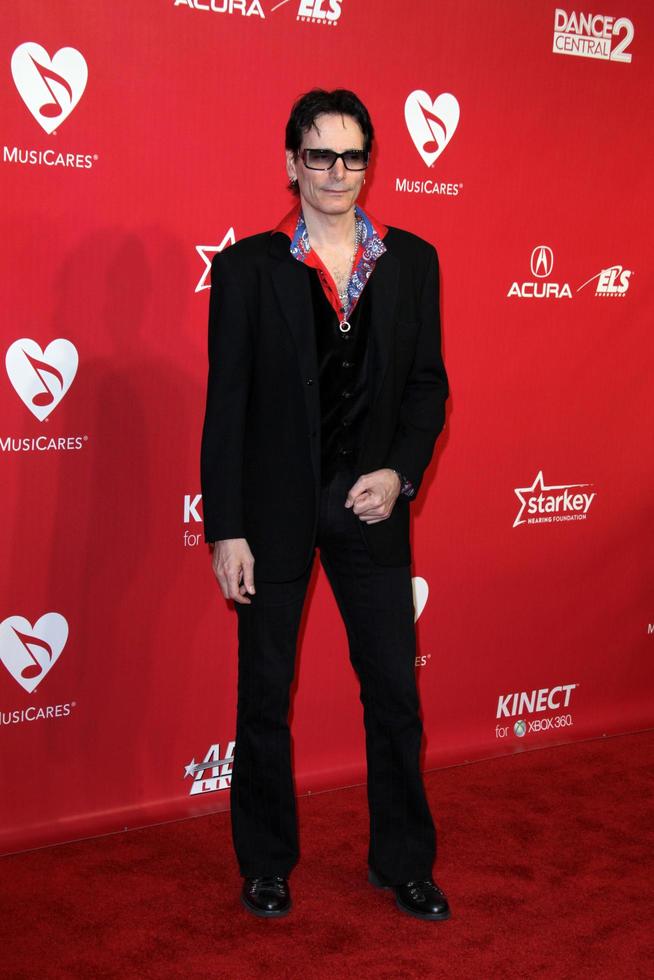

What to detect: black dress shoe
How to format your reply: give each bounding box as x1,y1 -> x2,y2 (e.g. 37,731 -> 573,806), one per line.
241,876 -> 291,917
368,868 -> 451,921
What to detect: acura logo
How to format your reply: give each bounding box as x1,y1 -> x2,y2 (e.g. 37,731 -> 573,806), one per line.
530,245 -> 554,278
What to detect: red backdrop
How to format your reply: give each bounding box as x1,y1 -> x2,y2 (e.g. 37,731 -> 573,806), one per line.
1,0 -> 652,855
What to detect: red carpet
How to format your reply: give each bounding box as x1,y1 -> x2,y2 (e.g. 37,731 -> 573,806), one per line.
2,731 -> 653,979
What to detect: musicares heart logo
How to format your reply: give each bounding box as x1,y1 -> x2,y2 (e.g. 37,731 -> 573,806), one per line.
11,42 -> 88,135
0,614 -> 68,694
5,338 -> 79,421
412,576 -> 429,622
404,91 -> 460,168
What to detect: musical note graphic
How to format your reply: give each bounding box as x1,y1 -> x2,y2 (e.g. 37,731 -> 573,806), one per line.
22,350 -> 64,408
29,54 -> 72,118
419,103 -> 448,154
11,628 -> 52,682
405,91 -> 460,168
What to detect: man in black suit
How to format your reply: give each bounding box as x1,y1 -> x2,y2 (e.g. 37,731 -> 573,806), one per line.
201,89 -> 449,921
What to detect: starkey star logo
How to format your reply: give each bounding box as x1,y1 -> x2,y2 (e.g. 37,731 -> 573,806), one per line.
513,471 -> 597,527
195,229 -> 236,293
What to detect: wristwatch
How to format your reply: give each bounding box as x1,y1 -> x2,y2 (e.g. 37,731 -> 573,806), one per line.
391,469 -> 416,499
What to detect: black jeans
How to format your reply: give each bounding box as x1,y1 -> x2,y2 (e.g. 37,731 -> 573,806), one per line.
231,463 -> 436,886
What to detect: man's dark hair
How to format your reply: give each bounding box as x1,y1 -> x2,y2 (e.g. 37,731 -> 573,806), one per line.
285,88 -> 374,193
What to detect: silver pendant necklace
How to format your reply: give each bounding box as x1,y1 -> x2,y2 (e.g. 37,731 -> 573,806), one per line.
338,219 -> 361,333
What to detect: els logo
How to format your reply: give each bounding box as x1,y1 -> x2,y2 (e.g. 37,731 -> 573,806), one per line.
6,339 -> 78,421
296,0 -> 342,24
11,43 -> 88,134
577,264 -> 633,297
0,614 -> 68,694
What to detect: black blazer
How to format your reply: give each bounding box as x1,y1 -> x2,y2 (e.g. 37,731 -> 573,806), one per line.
200,225 -> 448,582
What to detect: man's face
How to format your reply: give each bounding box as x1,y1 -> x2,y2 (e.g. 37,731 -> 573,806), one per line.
286,112 -> 366,218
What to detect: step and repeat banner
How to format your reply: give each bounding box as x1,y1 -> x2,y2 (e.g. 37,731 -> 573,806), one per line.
1,1 -> 652,854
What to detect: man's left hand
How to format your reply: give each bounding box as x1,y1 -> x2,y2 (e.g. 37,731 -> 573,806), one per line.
345,468 -> 401,524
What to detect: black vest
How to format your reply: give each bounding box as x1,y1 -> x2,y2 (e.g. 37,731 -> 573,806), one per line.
308,268 -> 371,485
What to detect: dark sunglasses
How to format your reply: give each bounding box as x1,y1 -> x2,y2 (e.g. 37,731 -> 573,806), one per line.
300,148 -> 369,171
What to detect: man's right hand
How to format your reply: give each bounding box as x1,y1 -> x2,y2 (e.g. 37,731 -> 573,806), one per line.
211,538 -> 255,605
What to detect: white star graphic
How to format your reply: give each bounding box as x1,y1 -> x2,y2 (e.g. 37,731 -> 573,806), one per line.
513,471 -> 593,528
195,228 -> 236,293
183,758 -> 197,779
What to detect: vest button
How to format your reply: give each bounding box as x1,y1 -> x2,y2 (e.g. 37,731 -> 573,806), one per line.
305,378 -> 314,385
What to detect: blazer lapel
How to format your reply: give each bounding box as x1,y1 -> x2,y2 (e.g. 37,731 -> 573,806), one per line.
270,235 -> 320,482
270,239 -> 318,384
